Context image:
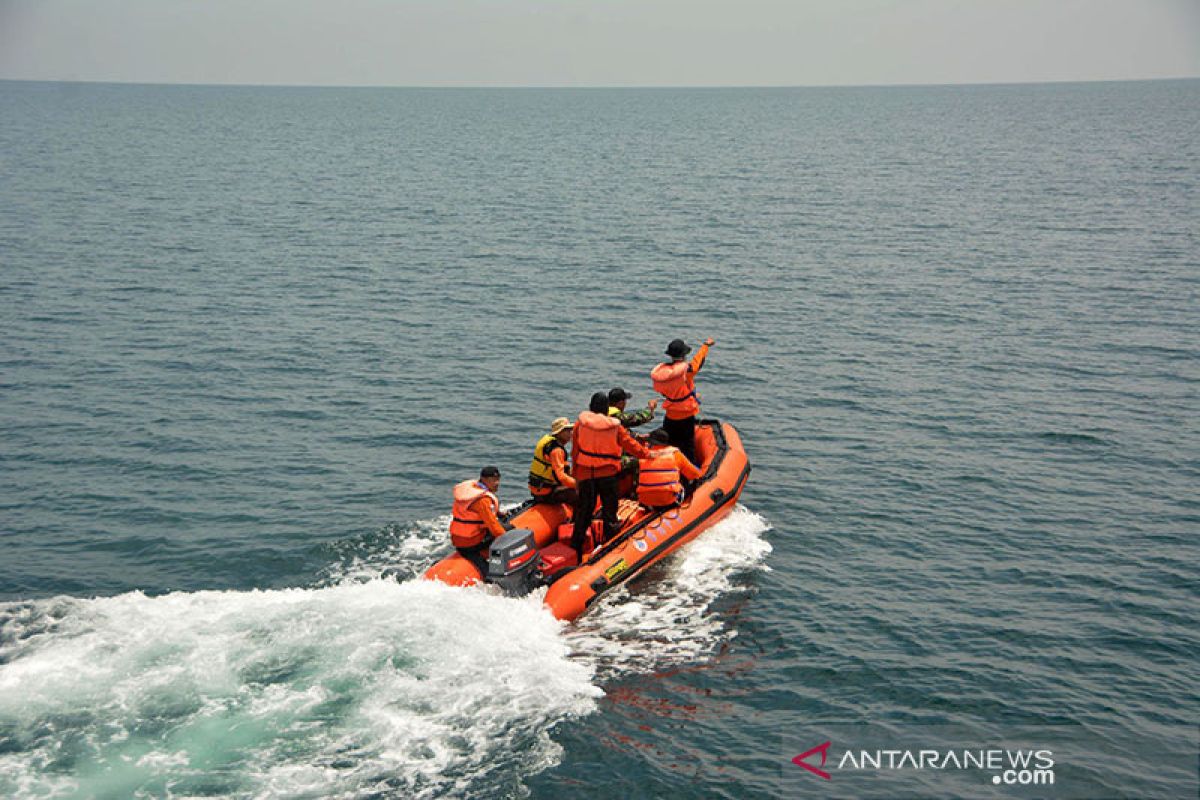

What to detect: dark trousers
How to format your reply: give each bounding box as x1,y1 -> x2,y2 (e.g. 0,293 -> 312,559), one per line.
572,474 -> 619,558
456,542 -> 491,580
663,415 -> 697,465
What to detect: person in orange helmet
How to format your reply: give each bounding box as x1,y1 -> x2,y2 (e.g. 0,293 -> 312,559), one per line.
637,428 -> 703,510
528,417 -> 578,505
449,466 -> 507,580
570,392 -> 651,560
650,337 -> 714,465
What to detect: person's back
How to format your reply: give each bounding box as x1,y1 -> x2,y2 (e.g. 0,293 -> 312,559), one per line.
637,428 -> 702,509
528,417 -> 577,504
572,407 -> 626,482
450,466 -> 506,580
650,361 -> 699,419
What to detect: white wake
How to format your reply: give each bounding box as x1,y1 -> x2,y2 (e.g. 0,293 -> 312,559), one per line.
0,506 -> 770,798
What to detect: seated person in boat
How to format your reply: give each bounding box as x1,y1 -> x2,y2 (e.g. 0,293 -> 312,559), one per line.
449,466 -> 506,578
637,428 -> 702,511
528,417 -> 578,505
571,392 -> 651,559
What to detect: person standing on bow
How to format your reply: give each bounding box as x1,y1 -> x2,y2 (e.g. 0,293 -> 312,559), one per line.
650,337 -> 714,465
571,392 -> 651,560
528,417 -> 578,505
449,466 -> 506,580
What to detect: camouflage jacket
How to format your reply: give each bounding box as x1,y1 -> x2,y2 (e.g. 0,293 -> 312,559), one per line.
608,405 -> 655,429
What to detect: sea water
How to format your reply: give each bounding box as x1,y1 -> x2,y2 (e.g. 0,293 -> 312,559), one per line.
1,80 -> 1197,798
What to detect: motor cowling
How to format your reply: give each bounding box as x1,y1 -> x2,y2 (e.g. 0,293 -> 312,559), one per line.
486,528 -> 539,596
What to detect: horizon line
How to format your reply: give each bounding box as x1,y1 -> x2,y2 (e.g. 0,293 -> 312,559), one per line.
2,75 -> 1198,92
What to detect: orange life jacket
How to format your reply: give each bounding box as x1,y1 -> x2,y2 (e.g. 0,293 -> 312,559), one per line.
449,479 -> 498,548
651,361 -> 699,419
638,445 -> 684,507
573,411 -> 623,470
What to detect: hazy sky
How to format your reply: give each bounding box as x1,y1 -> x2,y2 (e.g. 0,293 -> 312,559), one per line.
1,0 -> 1198,87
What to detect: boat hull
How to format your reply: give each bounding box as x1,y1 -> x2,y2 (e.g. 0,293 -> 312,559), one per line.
423,419 -> 750,621
543,421 -> 749,620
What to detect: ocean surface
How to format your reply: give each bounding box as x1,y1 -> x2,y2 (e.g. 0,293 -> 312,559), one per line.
1,79 -> 1197,799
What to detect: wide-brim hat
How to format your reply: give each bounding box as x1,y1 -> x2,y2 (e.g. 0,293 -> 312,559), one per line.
550,417 -> 573,435
665,338 -> 691,357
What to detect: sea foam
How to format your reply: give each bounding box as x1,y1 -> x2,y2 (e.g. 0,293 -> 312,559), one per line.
0,506 -> 770,798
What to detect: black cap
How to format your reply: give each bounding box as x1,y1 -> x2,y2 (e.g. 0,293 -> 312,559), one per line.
608,386 -> 632,404
665,339 -> 691,358
480,465 -> 500,479
649,428 -> 670,444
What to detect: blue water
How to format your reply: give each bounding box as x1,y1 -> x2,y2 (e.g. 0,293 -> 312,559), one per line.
1,79 -> 1197,799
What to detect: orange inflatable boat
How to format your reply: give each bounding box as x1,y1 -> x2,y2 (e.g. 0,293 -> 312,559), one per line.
424,419 -> 750,621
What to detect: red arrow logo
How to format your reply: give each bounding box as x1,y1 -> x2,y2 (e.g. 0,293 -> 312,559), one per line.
792,740 -> 832,780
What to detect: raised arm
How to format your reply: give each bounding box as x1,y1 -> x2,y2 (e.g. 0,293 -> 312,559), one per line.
690,338 -> 714,374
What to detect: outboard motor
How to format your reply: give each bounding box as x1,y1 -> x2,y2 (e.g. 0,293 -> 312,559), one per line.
486,528 -> 539,596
